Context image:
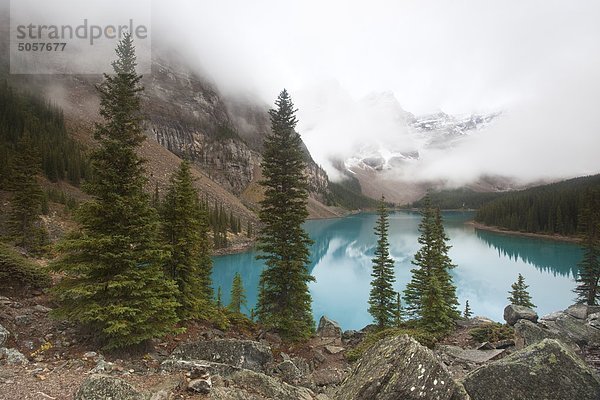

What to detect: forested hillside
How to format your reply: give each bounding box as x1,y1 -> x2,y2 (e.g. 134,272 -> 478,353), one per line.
475,175 -> 600,236
411,188 -> 506,210
0,81 -> 89,188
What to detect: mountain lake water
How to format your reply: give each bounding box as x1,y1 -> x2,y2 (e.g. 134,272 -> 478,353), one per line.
212,211 -> 583,331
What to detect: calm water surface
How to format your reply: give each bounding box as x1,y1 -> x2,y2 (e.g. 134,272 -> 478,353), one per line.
212,211 -> 582,330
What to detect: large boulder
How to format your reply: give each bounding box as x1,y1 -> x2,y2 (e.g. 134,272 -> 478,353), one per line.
503,305 -> 538,326
334,334 -> 467,400
0,324 -> 9,347
316,316 -> 342,339
211,369 -> 319,400
170,339 -> 273,373
75,375 -> 145,400
565,304 -> 600,320
462,339 -> 600,400
553,313 -> 600,346
514,319 -> 579,351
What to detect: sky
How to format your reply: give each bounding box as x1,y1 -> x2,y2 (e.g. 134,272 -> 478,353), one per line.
150,0 -> 600,185
6,0 -> 600,185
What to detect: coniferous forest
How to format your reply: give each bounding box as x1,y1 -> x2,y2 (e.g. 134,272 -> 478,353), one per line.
475,175 -> 600,236
0,81 -> 90,188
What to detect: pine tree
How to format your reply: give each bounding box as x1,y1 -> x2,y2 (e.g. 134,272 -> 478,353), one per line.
51,34 -> 180,349
161,161 -> 214,320
432,208 -> 460,318
368,195 -> 397,329
463,300 -> 473,319
8,134 -> 47,252
228,272 -> 247,314
394,292 -> 404,327
256,89 -> 315,341
404,195 -> 459,333
575,190 -> 600,305
216,287 -> 223,309
508,273 -> 536,308
404,196 -> 436,318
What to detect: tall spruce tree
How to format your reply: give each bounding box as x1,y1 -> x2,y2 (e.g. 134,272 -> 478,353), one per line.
394,292 -> 404,327
432,208 -> 460,318
404,196 -> 436,318
575,190 -> 600,305
404,195 -> 459,333
256,89 -> 315,341
8,134 -> 47,252
228,272 -> 247,314
368,196 -> 397,329
508,273 -> 536,308
161,161 -> 214,319
51,35 -> 180,349
463,300 -> 473,319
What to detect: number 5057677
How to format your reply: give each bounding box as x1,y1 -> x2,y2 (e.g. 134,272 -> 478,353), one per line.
17,42 -> 67,51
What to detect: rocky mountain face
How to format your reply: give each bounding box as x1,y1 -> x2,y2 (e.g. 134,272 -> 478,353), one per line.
144,56 -> 330,199
0,39 -> 333,216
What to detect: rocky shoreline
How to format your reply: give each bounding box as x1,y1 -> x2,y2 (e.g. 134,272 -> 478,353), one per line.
1,288 -> 600,399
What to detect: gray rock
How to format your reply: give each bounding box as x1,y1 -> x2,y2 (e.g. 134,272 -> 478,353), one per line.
587,312 -> 600,329
456,316 -> 495,328
0,347 -> 28,365
170,339 -> 273,373
90,359 -> 115,373
0,324 -> 9,347
188,377 -> 211,394
14,314 -> 30,325
566,304 -> 589,319
503,304 -> 538,326
566,304 -> 600,320
33,304 -> 52,313
316,316 -> 342,339
291,357 -> 311,376
324,345 -> 344,355
75,374 -> 144,400
211,369 -> 316,400
334,334 -> 465,400
438,345 -> 506,364
540,311 -> 564,321
275,360 -> 303,384
554,313 -> 600,346
160,358 -> 240,378
187,365 -> 212,394
308,367 -> 345,387
514,319 -> 579,351
462,339 -> 600,400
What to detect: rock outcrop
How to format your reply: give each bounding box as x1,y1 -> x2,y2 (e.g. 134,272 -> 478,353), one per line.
316,316 -> 342,339
334,335 -> 467,400
75,375 -> 145,400
211,369 -> 322,400
462,339 -> 600,400
515,304 -> 600,350
169,339 -> 273,374
514,319 -> 579,351
503,304 -> 538,326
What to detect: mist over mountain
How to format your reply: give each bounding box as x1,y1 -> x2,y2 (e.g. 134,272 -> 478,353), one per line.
147,0 -> 600,198
2,0 -> 599,203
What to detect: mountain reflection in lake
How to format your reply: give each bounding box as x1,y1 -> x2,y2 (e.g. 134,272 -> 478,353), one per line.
212,212 -> 582,330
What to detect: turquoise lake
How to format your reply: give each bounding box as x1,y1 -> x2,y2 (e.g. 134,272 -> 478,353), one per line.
212,211 -> 583,331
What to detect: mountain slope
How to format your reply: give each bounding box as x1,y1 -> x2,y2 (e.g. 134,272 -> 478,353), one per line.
4,51 -> 338,220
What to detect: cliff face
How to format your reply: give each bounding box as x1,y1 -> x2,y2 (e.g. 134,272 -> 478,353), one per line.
144,56 -> 331,200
